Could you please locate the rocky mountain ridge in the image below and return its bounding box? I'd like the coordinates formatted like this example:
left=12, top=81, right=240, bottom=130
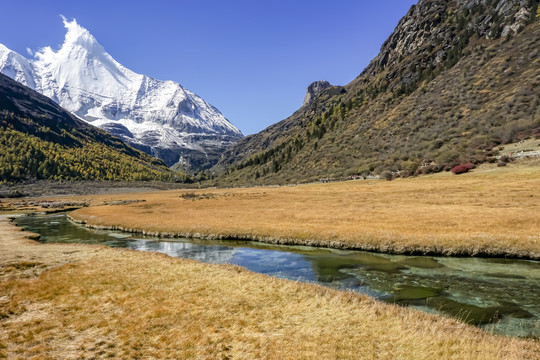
left=302, top=81, right=332, bottom=107
left=358, top=0, right=535, bottom=87
left=212, top=0, right=539, bottom=185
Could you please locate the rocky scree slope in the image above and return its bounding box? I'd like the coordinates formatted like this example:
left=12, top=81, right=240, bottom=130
left=0, top=17, right=243, bottom=171
left=213, top=0, right=540, bottom=185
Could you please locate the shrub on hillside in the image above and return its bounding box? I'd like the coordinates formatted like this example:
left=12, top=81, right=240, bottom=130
left=381, top=171, right=393, bottom=181
left=499, top=155, right=513, bottom=163
left=414, top=164, right=442, bottom=176
left=451, top=163, right=476, bottom=174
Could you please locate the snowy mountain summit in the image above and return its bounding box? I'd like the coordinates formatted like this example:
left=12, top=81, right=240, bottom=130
left=0, top=17, right=243, bottom=170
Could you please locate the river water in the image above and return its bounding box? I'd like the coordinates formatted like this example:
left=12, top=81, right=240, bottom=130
left=15, top=213, right=540, bottom=338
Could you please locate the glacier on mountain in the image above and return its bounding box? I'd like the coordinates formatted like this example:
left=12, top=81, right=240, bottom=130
left=0, top=16, right=243, bottom=170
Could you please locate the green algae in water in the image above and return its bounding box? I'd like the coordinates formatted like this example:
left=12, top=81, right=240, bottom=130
left=347, top=252, right=406, bottom=273
left=309, top=253, right=406, bottom=282
left=497, top=301, right=534, bottom=319
left=390, top=286, right=441, bottom=301
left=309, top=256, right=361, bottom=282
left=488, top=273, right=526, bottom=279
left=397, top=257, right=444, bottom=269
left=484, top=258, right=540, bottom=269
left=424, top=298, right=533, bottom=325
left=426, top=297, right=503, bottom=325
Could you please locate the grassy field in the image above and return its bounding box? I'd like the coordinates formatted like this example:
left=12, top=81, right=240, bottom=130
left=66, top=162, right=540, bottom=259
left=1, top=216, right=539, bottom=359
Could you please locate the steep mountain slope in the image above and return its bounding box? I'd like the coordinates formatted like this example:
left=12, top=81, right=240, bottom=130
left=0, top=73, right=179, bottom=183
left=213, top=0, right=540, bottom=185
left=0, top=17, right=243, bottom=171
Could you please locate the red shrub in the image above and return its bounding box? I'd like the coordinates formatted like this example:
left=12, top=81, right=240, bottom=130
left=451, top=163, right=476, bottom=174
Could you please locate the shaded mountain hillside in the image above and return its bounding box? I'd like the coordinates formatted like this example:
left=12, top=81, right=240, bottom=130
left=0, top=73, right=180, bottom=183
left=213, top=0, right=540, bottom=185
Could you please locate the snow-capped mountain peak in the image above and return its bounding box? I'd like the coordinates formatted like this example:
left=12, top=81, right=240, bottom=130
left=60, top=15, right=100, bottom=51
left=0, top=17, right=243, bottom=170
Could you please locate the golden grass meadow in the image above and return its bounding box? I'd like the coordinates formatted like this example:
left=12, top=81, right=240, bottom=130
left=1, top=216, right=539, bottom=359
left=1, top=162, right=539, bottom=358
left=69, top=162, right=540, bottom=259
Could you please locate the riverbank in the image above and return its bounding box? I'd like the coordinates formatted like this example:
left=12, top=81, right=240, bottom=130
left=1, top=216, right=539, bottom=359
left=67, top=163, right=540, bottom=259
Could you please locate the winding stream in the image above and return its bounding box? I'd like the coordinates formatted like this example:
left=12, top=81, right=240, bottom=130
left=15, top=213, right=540, bottom=338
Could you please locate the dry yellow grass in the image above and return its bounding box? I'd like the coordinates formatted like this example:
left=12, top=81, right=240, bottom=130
left=1, top=216, right=539, bottom=359
left=69, top=164, right=540, bottom=258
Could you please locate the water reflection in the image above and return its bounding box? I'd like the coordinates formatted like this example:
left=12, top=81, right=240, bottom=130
left=15, top=213, right=540, bottom=338
left=125, top=239, right=237, bottom=264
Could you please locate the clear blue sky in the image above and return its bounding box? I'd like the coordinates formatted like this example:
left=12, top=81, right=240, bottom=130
left=0, top=0, right=417, bottom=135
